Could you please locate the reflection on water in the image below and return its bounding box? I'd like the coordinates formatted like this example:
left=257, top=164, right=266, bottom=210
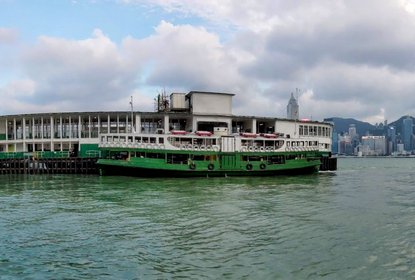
left=1, top=159, right=415, bottom=279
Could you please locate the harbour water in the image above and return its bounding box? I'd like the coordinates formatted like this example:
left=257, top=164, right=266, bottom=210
left=1, top=158, right=415, bottom=279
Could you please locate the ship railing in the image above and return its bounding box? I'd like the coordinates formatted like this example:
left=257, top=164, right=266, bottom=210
left=239, top=146, right=283, bottom=152
left=285, top=146, right=319, bottom=152
left=178, top=144, right=220, bottom=152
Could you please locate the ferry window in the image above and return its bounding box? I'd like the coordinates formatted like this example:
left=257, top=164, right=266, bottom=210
left=192, top=155, right=204, bottom=161
left=135, top=152, right=145, bottom=157
left=143, top=137, right=149, bottom=143
left=269, top=155, right=285, bottom=164
left=304, top=126, right=308, bottom=136
left=158, top=137, right=164, bottom=144
left=318, top=127, right=322, bottom=136
left=147, top=153, right=163, bottom=159
left=254, top=140, right=264, bottom=146
left=206, top=155, right=217, bottom=161
left=299, top=125, right=303, bottom=136
left=287, top=142, right=290, bottom=147
left=150, top=137, right=156, bottom=143
left=167, top=153, right=188, bottom=164
left=314, top=126, right=317, bottom=136
left=246, top=156, right=263, bottom=161
left=265, top=141, right=274, bottom=147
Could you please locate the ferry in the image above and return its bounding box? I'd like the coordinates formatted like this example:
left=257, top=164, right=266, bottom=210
left=96, top=91, right=336, bottom=177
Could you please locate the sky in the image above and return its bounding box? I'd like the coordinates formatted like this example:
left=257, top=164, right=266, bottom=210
left=1, top=0, right=415, bottom=123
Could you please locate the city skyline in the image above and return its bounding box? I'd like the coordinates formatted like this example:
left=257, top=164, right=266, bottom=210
left=332, top=115, right=415, bottom=156
left=2, top=1, right=415, bottom=123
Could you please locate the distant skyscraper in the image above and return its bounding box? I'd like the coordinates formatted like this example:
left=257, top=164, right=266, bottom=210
left=387, top=126, right=396, bottom=153
left=402, top=116, right=413, bottom=151
left=349, top=124, right=357, bottom=139
left=287, top=93, right=299, bottom=120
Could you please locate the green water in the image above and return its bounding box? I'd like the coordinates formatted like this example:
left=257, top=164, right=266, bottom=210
left=1, top=158, right=415, bottom=279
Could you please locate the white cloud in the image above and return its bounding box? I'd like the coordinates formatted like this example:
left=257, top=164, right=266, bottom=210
left=0, top=28, right=18, bottom=44
left=3, top=1, right=415, bottom=124
left=123, top=20, right=248, bottom=92
left=19, top=29, right=140, bottom=109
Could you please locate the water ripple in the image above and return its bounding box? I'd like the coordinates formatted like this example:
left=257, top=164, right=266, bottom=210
left=1, top=159, right=415, bottom=279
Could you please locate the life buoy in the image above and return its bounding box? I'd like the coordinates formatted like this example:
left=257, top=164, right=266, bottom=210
left=260, top=163, right=266, bottom=170
left=206, top=145, right=212, bottom=151
left=208, top=163, right=214, bottom=171
left=189, top=163, right=196, bottom=170
left=200, top=145, right=206, bottom=151
left=246, top=163, right=253, bottom=171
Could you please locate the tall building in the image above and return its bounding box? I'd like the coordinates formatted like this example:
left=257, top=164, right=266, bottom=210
left=402, top=116, right=413, bottom=151
left=287, top=93, right=299, bottom=120
left=338, top=134, right=353, bottom=155
left=387, top=126, right=396, bottom=154
left=361, top=136, right=387, bottom=156
left=348, top=124, right=357, bottom=139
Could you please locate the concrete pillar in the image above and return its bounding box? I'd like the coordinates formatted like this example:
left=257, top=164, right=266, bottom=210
left=69, top=116, right=72, bottom=139
left=192, top=117, right=197, bottom=133
left=22, top=117, right=26, bottom=152
left=41, top=117, right=44, bottom=139
left=136, top=115, right=141, bottom=133
left=107, top=115, right=110, bottom=134
left=117, top=115, right=119, bottom=133
left=88, top=115, right=91, bottom=138
left=22, top=117, right=26, bottom=140
left=50, top=116, right=54, bottom=151
left=252, top=119, right=257, bottom=134
left=32, top=117, right=35, bottom=140
left=13, top=118, right=16, bottom=140
left=78, top=115, right=82, bottom=139
left=5, top=118, right=8, bottom=141
left=98, top=115, right=101, bottom=135
left=60, top=116, right=63, bottom=139
left=164, top=115, right=169, bottom=133
left=50, top=116, right=54, bottom=139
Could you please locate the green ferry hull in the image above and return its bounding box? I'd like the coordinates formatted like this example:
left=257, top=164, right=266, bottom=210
left=97, top=159, right=320, bottom=178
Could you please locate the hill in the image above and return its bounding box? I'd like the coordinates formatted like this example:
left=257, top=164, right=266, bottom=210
left=324, top=117, right=376, bottom=136
left=388, top=116, right=415, bottom=135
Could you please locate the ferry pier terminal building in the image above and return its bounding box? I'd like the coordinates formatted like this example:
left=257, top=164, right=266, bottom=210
left=0, top=91, right=333, bottom=156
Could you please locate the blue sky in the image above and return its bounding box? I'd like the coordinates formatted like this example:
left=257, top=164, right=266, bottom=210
left=1, top=0, right=415, bottom=123
left=1, top=1, right=196, bottom=42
